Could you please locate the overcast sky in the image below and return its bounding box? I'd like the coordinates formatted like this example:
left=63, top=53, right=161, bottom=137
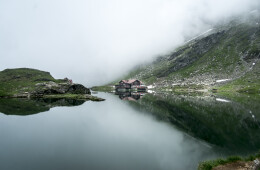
left=0, top=0, right=259, bottom=86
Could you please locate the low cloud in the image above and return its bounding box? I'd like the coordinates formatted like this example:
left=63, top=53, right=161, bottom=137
left=0, top=0, right=259, bottom=86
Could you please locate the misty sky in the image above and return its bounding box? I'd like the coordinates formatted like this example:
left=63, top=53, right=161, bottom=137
left=0, top=0, right=259, bottom=86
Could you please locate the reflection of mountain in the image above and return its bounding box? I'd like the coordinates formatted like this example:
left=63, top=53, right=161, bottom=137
left=127, top=93, right=260, bottom=153
left=115, top=91, right=146, bottom=101
left=0, top=98, right=85, bottom=116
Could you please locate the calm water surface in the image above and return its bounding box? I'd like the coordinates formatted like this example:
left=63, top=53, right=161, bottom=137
left=0, top=92, right=259, bottom=170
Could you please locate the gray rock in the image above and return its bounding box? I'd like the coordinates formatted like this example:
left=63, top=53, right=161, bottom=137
left=67, top=84, right=91, bottom=94
left=32, top=82, right=91, bottom=97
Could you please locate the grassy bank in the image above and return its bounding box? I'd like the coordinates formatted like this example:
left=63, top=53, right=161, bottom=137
left=214, top=61, right=260, bottom=94
left=198, top=152, right=260, bottom=170
left=0, top=68, right=65, bottom=97
left=0, top=68, right=105, bottom=101
left=91, top=85, right=114, bottom=92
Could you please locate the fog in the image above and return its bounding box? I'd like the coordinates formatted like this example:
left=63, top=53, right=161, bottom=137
left=0, top=0, right=259, bottom=86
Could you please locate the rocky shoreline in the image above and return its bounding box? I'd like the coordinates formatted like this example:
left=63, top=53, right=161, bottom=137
left=1, top=81, right=105, bottom=101
left=0, top=68, right=105, bottom=101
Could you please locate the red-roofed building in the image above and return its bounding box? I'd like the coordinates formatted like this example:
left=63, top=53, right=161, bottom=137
left=116, top=79, right=147, bottom=91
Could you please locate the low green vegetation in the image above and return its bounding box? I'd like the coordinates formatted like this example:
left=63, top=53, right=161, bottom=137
left=198, top=156, right=242, bottom=170
left=217, top=79, right=260, bottom=94
left=91, top=85, right=114, bottom=92
left=0, top=68, right=105, bottom=101
left=0, top=68, right=65, bottom=97
left=171, top=84, right=206, bottom=92
left=216, top=62, right=260, bottom=94
left=198, top=152, right=260, bottom=170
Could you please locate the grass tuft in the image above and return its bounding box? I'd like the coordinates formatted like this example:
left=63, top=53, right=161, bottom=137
left=198, top=151, right=260, bottom=170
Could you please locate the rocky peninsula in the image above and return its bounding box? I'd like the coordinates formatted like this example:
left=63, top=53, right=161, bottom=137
left=0, top=68, right=104, bottom=101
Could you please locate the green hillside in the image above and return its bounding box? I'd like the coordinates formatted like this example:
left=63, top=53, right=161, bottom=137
left=122, top=18, right=260, bottom=94
left=0, top=68, right=58, bottom=97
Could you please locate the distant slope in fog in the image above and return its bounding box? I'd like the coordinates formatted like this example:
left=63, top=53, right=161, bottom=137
left=121, top=16, right=260, bottom=93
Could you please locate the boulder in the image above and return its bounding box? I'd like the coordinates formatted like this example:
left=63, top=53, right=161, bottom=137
left=67, top=84, right=91, bottom=94
left=32, top=82, right=91, bottom=97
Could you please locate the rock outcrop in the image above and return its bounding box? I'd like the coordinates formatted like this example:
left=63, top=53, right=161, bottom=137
left=0, top=68, right=105, bottom=101
left=32, top=81, right=91, bottom=97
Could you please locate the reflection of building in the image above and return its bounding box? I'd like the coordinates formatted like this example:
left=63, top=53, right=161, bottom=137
left=115, top=91, right=146, bottom=101
left=115, top=79, right=147, bottom=92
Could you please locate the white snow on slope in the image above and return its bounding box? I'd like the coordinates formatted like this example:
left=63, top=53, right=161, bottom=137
left=185, top=29, right=214, bottom=43
left=216, top=98, right=231, bottom=103
left=216, top=79, right=230, bottom=83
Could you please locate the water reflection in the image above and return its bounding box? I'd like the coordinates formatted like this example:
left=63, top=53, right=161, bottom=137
left=115, top=91, right=146, bottom=101
left=124, top=93, right=260, bottom=154
left=0, top=93, right=219, bottom=170
left=0, top=98, right=85, bottom=115
left=0, top=92, right=259, bottom=170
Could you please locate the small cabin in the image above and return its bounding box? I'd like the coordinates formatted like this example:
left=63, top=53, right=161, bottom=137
left=118, top=80, right=131, bottom=89
left=128, top=80, right=141, bottom=86
left=119, top=79, right=142, bottom=85
left=115, top=79, right=146, bottom=91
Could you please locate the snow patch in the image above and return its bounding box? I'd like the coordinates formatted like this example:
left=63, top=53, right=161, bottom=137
left=185, top=29, right=213, bottom=43
left=148, top=90, right=155, bottom=93
left=216, top=98, right=230, bottom=103
left=147, top=85, right=155, bottom=89
left=216, top=79, right=230, bottom=83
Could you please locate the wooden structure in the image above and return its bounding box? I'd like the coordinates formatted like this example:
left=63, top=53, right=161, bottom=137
left=115, top=79, right=147, bottom=92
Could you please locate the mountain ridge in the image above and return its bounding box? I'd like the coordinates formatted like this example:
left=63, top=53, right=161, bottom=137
left=117, top=17, right=260, bottom=94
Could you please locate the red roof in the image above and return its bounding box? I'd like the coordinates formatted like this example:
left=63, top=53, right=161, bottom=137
left=127, top=79, right=139, bottom=84
left=120, top=79, right=142, bottom=84
left=120, top=80, right=128, bottom=83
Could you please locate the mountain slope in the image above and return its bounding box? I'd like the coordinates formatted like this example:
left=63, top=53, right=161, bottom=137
left=122, top=18, right=260, bottom=93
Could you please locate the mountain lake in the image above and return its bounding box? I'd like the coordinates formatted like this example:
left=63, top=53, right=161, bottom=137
left=0, top=92, right=259, bottom=170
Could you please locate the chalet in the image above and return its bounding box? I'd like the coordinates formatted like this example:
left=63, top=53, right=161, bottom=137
left=115, top=79, right=147, bottom=92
